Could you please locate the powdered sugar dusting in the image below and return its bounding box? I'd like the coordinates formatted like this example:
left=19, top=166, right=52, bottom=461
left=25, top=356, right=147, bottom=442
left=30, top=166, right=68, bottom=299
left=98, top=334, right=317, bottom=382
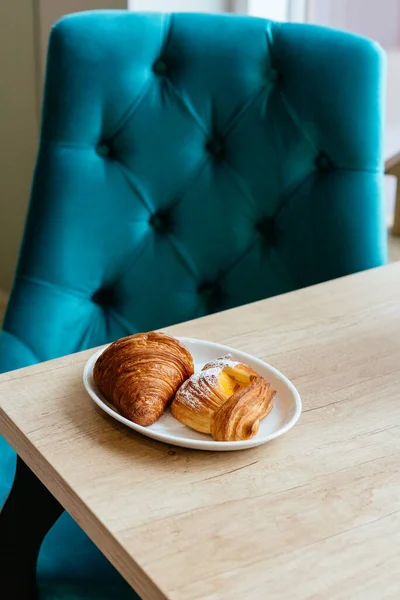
left=202, top=354, right=240, bottom=371
left=175, top=366, right=222, bottom=410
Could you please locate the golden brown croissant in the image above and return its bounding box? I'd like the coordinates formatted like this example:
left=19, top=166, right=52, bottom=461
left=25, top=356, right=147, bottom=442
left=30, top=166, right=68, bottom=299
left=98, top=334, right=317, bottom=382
left=171, top=355, right=275, bottom=441
left=93, top=332, right=194, bottom=426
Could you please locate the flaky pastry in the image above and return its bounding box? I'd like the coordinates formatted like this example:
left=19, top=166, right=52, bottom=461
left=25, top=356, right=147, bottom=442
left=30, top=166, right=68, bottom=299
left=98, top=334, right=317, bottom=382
left=93, top=331, right=194, bottom=426
left=171, top=355, right=275, bottom=441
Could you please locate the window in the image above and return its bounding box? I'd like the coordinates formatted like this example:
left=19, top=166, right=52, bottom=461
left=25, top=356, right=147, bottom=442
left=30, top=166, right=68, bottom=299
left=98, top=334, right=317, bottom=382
left=243, top=0, right=308, bottom=22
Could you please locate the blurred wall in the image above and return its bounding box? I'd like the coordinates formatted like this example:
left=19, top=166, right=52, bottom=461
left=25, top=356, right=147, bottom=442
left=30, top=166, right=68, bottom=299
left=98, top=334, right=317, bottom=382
left=37, top=0, right=127, bottom=85
left=309, top=0, right=400, bottom=50
left=130, top=0, right=229, bottom=11
left=0, top=2, right=38, bottom=293
left=0, top=1, right=127, bottom=295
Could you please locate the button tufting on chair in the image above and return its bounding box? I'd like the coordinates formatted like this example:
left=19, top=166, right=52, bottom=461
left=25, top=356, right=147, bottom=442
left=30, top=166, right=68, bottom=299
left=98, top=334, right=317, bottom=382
left=269, top=69, right=281, bottom=84
left=198, top=281, right=225, bottom=310
left=149, top=209, right=173, bottom=234
left=315, top=152, right=332, bottom=173
left=92, top=287, right=117, bottom=307
left=96, top=142, right=111, bottom=158
left=206, top=138, right=224, bottom=162
left=256, top=217, right=276, bottom=245
left=153, top=58, right=167, bottom=76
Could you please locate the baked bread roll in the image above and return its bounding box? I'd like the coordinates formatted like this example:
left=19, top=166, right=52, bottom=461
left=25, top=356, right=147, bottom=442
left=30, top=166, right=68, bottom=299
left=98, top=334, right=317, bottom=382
left=93, top=332, right=194, bottom=426
left=171, top=355, right=275, bottom=441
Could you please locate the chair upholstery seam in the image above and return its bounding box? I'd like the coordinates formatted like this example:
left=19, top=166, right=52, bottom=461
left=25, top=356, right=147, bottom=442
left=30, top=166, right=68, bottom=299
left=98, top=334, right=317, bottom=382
left=221, top=160, right=260, bottom=213
left=165, top=156, right=209, bottom=211
left=109, top=79, right=155, bottom=143
left=100, top=236, right=149, bottom=292
left=1, top=328, right=42, bottom=364
left=164, top=78, right=209, bottom=137
left=221, top=86, right=270, bottom=139
left=166, top=234, right=201, bottom=281
left=273, top=168, right=316, bottom=218
left=280, top=91, right=319, bottom=155
left=17, top=275, right=91, bottom=301
left=106, top=308, right=136, bottom=337
left=37, top=140, right=380, bottom=174
left=335, top=166, right=382, bottom=174
left=40, top=140, right=94, bottom=150
left=113, top=161, right=153, bottom=212
left=219, top=237, right=260, bottom=283
left=162, top=12, right=174, bottom=55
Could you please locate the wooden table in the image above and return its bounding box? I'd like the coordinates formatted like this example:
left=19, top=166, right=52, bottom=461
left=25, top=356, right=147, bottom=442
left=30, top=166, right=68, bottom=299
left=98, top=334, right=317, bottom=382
left=1, top=263, right=400, bottom=599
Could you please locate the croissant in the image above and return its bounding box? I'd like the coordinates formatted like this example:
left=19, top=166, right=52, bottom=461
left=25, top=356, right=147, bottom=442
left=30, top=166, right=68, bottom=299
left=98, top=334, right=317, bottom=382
left=93, top=331, right=194, bottom=426
left=171, top=355, right=275, bottom=441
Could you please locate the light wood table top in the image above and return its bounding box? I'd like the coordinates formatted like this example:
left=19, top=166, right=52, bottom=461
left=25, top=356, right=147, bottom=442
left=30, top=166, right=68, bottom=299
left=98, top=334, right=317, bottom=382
left=1, top=263, right=400, bottom=599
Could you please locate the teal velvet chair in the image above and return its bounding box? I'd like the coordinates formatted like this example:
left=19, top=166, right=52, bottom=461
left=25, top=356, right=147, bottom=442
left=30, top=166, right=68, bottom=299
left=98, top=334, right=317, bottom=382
left=0, top=10, right=387, bottom=600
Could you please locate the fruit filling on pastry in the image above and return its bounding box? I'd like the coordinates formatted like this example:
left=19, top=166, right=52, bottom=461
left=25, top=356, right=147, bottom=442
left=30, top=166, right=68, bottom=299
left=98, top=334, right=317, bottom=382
left=171, top=355, right=275, bottom=441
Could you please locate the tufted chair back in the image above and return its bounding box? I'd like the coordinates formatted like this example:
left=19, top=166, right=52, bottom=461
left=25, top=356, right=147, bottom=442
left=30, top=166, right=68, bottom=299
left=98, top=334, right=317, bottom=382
left=1, top=11, right=387, bottom=372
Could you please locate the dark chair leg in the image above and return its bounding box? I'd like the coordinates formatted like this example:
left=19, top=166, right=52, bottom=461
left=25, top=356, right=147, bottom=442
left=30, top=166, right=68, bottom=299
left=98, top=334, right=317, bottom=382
left=0, top=456, right=64, bottom=599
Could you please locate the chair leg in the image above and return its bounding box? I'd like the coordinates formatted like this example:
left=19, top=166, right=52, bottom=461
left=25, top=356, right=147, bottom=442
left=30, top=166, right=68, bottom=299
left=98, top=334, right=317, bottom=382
left=394, top=180, right=400, bottom=236
left=0, top=456, right=64, bottom=599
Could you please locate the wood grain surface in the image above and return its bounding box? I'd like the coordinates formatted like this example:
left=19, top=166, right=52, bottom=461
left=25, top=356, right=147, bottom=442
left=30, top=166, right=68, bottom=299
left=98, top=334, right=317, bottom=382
left=1, top=263, right=400, bottom=600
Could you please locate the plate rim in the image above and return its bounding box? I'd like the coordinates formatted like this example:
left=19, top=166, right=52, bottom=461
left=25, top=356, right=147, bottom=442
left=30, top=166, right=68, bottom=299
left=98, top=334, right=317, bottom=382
left=83, top=337, right=302, bottom=451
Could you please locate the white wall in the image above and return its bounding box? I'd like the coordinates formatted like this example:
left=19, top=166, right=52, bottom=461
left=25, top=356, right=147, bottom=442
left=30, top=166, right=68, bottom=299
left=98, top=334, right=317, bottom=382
left=246, top=0, right=288, bottom=20
left=308, top=0, right=400, bottom=50
left=384, top=51, right=400, bottom=224
left=129, top=0, right=230, bottom=12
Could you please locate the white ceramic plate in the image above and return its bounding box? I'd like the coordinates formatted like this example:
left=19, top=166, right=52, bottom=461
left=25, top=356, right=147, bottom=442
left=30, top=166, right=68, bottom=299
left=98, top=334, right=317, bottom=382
left=83, top=338, right=301, bottom=451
